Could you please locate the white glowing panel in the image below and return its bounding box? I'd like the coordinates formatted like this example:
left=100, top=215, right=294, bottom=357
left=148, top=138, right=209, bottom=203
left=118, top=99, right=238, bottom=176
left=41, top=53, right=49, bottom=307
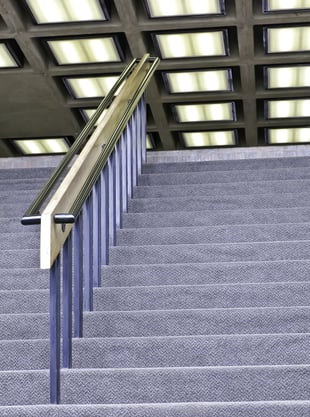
left=82, top=108, right=108, bottom=125
left=183, top=131, right=235, bottom=147
left=175, top=103, right=234, bottom=122
left=66, top=76, right=119, bottom=98
left=166, top=70, right=231, bottom=93
left=146, top=134, right=153, bottom=149
left=156, top=31, right=226, bottom=58
left=268, top=127, right=310, bottom=143
left=268, top=99, right=310, bottom=118
left=146, top=0, right=222, bottom=17
left=267, top=26, right=310, bottom=53
left=26, top=0, right=107, bottom=23
left=0, top=44, right=18, bottom=67
left=47, top=37, right=121, bottom=65
left=267, top=66, right=310, bottom=88
left=266, top=0, right=310, bottom=11
left=15, top=138, right=69, bottom=154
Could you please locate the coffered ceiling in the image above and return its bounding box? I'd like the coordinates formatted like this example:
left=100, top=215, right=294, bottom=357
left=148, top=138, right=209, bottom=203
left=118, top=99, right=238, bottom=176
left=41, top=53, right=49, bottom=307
left=0, top=0, right=310, bottom=157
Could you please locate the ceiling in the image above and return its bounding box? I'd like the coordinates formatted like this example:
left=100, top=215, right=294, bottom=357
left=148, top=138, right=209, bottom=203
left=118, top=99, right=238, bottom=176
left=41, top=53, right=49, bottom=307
left=0, top=0, right=310, bottom=157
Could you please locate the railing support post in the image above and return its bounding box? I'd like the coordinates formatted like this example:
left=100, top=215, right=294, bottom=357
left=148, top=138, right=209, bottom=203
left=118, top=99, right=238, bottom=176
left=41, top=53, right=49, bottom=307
left=62, top=232, right=73, bottom=369
left=74, top=214, right=83, bottom=337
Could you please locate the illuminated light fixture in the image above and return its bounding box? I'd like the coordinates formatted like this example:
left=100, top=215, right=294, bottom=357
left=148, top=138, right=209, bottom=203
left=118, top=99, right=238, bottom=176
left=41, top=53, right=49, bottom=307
left=0, top=43, right=19, bottom=67
left=145, top=0, right=223, bottom=17
left=182, top=131, right=236, bottom=147
left=47, top=37, right=121, bottom=65
left=267, top=99, right=310, bottom=119
left=266, top=26, right=310, bottom=53
left=267, top=65, right=310, bottom=88
left=65, top=76, right=119, bottom=98
left=25, top=0, right=107, bottom=23
left=265, top=0, right=310, bottom=11
left=81, top=108, right=108, bottom=125
left=175, top=102, right=235, bottom=122
left=165, top=69, right=232, bottom=93
left=14, top=138, right=69, bottom=154
left=155, top=31, right=227, bottom=58
left=268, top=127, right=310, bottom=144
left=146, top=134, right=153, bottom=150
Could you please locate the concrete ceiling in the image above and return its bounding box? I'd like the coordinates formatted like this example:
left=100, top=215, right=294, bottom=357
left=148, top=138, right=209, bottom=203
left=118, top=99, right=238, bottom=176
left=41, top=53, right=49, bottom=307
left=0, top=0, right=310, bottom=157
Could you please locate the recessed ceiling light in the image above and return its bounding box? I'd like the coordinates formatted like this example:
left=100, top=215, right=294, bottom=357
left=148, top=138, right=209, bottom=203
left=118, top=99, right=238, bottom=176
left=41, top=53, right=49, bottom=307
left=25, top=0, right=107, bottom=24
left=0, top=43, right=19, bottom=67
left=265, top=0, right=310, bottom=11
left=145, top=0, right=223, bottom=17
left=268, top=127, right=310, bottom=144
left=146, top=133, right=153, bottom=150
left=266, top=65, right=310, bottom=88
left=182, top=131, right=236, bottom=147
left=165, top=69, right=232, bottom=93
left=155, top=31, right=227, bottom=58
left=267, top=99, right=310, bottom=118
left=65, top=76, right=119, bottom=98
left=81, top=108, right=108, bottom=125
left=175, top=102, right=235, bottom=122
left=266, top=26, right=310, bottom=53
left=14, top=138, right=69, bottom=154
left=47, top=37, right=121, bottom=65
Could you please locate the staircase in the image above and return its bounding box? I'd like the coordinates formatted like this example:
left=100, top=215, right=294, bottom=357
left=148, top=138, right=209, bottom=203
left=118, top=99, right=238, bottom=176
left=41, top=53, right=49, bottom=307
left=1, top=155, right=310, bottom=416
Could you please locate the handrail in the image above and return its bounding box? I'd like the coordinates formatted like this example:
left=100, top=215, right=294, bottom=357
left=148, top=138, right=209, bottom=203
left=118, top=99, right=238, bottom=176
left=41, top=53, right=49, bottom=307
left=22, top=54, right=160, bottom=404
left=21, top=57, right=138, bottom=225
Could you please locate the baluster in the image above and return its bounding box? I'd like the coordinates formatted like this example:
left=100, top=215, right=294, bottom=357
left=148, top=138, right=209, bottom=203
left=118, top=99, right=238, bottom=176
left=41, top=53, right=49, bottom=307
left=74, top=213, right=83, bottom=337
left=84, top=195, right=93, bottom=311
left=136, top=101, right=142, bottom=176
left=126, top=122, right=133, bottom=199
left=50, top=255, right=61, bottom=404
left=100, top=167, right=109, bottom=265
left=131, top=112, right=138, bottom=188
left=93, top=180, right=101, bottom=287
left=115, top=141, right=122, bottom=229
left=121, top=132, right=128, bottom=213
left=108, top=154, right=116, bottom=246
left=62, top=232, right=73, bottom=369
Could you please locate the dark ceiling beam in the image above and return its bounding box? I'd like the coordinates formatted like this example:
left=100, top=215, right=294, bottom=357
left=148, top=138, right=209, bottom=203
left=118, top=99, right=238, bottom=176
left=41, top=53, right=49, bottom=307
left=113, top=0, right=175, bottom=150
left=235, top=0, right=258, bottom=146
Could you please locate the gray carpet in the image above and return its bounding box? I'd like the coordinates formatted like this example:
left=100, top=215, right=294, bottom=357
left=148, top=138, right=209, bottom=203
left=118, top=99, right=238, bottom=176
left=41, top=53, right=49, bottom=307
left=1, top=155, right=310, bottom=415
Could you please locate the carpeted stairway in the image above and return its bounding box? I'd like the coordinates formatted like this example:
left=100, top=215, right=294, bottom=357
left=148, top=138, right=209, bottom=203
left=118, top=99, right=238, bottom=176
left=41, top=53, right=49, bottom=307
left=1, top=156, right=310, bottom=416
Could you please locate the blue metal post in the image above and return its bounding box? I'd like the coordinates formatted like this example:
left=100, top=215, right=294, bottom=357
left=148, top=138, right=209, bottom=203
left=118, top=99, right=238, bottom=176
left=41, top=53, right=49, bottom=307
left=100, top=167, right=109, bottom=265
left=131, top=112, right=138, bottom=188
left=115, top=141, right=122, bottom=228
left=126, top=122, right=133, bottom=199
left=62, top=232, right=73, bottom=369
left=141, top=95, right=147, bottom=164
left=93, top=180, right=101, bottom=287
left=74, top=214, right=83, bottom=337
left=108, top=154, right=116, bottom=246
left=84, top=196, right=93, bottom=311
left=50, top=255, right=61, bottom=404
left=121, top=132, right=128, bottom=213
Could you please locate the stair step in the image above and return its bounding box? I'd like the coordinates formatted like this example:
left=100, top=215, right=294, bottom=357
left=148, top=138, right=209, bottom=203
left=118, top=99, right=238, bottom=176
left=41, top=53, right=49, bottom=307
left=117, top=223, right=310, bottom=246
left=143, top=156, right=310, bottom=173
left=0, top=178, right=46, bottom=191
left=0, top=218, right=39, bottom=233
left=0, top=268, right=48, bottom=290
left=2, top=306, right=310, bottom=340
left=0, top=168, right=53, bottom=180
left=0, top=249, right=39, bottom=268
left=102, top=260, right=310, bottom=287
left=138, top=166, right=310, bottom=186
left=128, top=192, right=310, bottom=213
left=1, top=232, right=39, bottom=250
left=122, top=206, right=310, bottom=228
left=1, top=401, right=310, bottom=417
left=110, top=240, right=310, bottom=265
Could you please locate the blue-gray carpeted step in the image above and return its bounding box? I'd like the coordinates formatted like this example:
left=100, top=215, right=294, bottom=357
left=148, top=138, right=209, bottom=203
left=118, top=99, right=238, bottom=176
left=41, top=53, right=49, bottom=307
left=117, top=223, right=310, bottom=246
left=142, top=156, right=310, bottom=173
left=128, top=192, right=310, bottom=213
left=0, top=218, right=40, bottom=233
left=1, top=232, right=39, bottom=250
left=2, top=333, right=310, bottom=371
left=0, top=401, right=310, bottom=417
left=138, top=166, right=310, bottom=186
left=0, top=268, right=48, bottom=290
left=2, top=306, right=310, bottom=340
left=0, top=178, right=46, bottom=191
left=102, top=260, right=310, bottom=287
left=0, top=249, right=40, bottom=268
left=122, top=206, right=310, bottom=228
left=2, top=365, right=310, bottom=406
left=0, top=168, right=54, bottom=180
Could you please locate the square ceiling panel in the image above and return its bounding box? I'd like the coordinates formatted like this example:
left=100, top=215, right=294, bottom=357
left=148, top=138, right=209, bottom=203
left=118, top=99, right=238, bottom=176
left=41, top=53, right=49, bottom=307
left=155, top=31, right=227, bottom=59
left=14, top=138, right=69, bottom=154
left=145, top=0, right=224, bottom=17
left=0, top=43, right=20, bottom=67
left=25, top=0, right=108, bottom=24
left=174, top=102, right=235, bottom=122
left=264, top=0, right=310, bottom=12
left=65, top=75, right=119, bottom=98
left=267, top=99, right=310, bottom=118
left=266, top=26, right=310, bottom=53
left=47, top=37, right=122, bottom=65
left=266, top=65, right=310, bottom=88
left=267, top=127, right=310, bottom=144
left=182, top=130, right=236, bottom=147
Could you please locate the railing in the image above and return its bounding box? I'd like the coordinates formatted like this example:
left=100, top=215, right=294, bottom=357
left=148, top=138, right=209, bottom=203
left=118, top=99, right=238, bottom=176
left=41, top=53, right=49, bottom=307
left=21, top=54, right=160, bottom=404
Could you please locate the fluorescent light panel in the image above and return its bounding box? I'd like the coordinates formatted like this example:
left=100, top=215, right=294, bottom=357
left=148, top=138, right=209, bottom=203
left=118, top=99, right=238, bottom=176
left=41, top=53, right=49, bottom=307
left=267, top=66, right=310, bottom=88
left=47, top=37, right=121, bottom=65
left=182, top=131, right=235, bottom=147
left=66, top=76, right=119, bottom=98
left=166, top=69, right=232, bottom=93
left=25, top=0, right=107, bottom=23
left=146, top=134, right=153, bottom=150
left=14, top=138, right=69, bottom=154
left=268, top=99, right=310, bottom=118
left=268, top=127, right=310, bottom=144
left=156, top=31, right=226, bottom=58
left=175, top=103, right=234, bottom=122
left=146, top=0, right=223, bottom=17
left=266, top=0, right=310, bottom=11
left=82, top=108, right=108, bottom=125
left=267, top=26, right=310, bottom=53
left=0, top=43, right=19, bottom=67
